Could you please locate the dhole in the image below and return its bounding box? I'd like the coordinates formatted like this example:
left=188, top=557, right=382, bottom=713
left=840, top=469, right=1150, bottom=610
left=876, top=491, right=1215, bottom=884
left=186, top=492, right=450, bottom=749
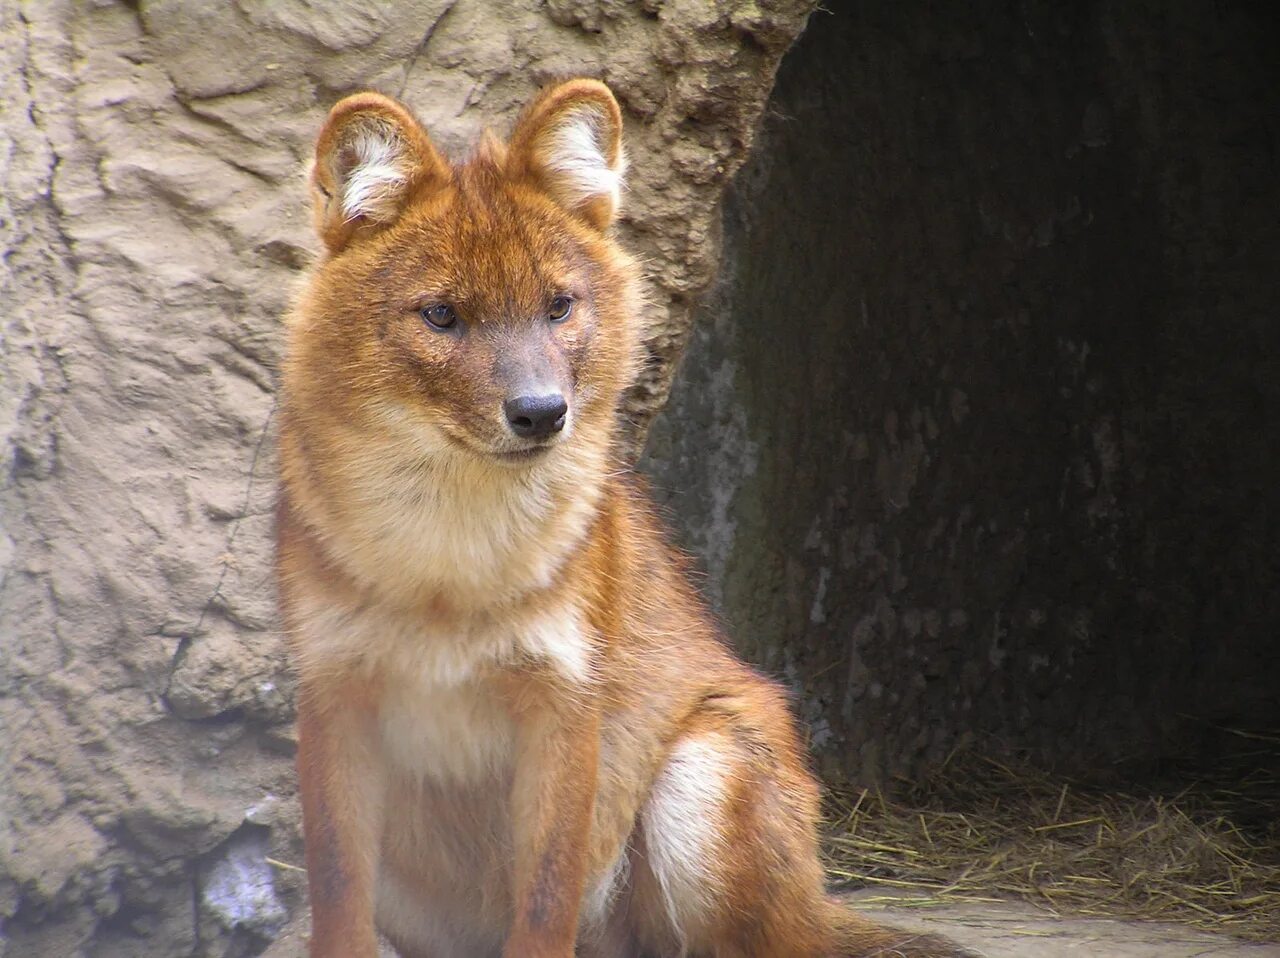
left=277, top=79, right=975, bottom=958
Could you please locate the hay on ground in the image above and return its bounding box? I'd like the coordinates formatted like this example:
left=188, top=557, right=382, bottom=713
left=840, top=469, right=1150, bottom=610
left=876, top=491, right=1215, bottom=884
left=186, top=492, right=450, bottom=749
left=824, top=732, right=1280, bottom=942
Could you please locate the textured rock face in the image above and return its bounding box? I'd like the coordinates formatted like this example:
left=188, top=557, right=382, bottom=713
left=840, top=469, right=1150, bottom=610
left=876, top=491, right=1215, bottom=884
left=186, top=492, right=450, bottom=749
left=643, top=1, right=1280, bottom=784
left=0, top=1, right=810, bottom=954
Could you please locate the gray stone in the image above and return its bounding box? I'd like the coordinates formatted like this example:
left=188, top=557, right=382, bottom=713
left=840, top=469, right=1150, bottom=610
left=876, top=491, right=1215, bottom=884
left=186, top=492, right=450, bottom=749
left=199, top=826, right=288, bottom=953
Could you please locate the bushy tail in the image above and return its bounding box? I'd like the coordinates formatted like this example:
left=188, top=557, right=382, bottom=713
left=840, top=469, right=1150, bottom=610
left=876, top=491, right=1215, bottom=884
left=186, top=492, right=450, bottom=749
left=825, top=897, right=982, bottom=958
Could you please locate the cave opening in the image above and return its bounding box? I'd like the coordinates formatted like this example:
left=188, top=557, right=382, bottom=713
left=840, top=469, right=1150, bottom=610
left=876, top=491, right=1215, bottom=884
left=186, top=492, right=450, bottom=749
left=643, top=2, right=1280, bottom=791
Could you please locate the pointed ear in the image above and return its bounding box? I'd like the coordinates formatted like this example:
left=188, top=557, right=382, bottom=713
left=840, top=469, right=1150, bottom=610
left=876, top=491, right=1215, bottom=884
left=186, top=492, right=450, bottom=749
left=310, top=92, right=450, bottom=253
left=507, top=79, right=625, bottom=231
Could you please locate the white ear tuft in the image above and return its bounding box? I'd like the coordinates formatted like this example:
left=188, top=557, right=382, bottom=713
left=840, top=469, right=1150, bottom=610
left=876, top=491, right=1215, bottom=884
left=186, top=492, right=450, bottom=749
left=312, top=92, right=449, bottom=252
left=541, top=106, right=626, bottom=214
left=508, top=80, right=626, bottom=230
left=340, top=125, right=410, bottom=224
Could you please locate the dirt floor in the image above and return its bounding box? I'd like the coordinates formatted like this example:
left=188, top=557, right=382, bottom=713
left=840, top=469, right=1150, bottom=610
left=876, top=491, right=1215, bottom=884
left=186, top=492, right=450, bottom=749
left=261, top=896, right=1280, bottom=957
left=847, top=891, right=1280, bottom=957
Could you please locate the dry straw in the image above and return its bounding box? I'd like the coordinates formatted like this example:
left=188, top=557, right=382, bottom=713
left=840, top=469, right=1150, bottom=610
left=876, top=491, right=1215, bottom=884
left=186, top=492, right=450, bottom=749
left=825, top=730, right=1280, bottom=942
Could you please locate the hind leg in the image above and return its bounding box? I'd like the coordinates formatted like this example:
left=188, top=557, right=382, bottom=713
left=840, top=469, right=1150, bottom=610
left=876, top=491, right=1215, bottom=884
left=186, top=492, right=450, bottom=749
left=619, top=707, right=976, bottom=958
left=625, top=710, right=835, bottom=958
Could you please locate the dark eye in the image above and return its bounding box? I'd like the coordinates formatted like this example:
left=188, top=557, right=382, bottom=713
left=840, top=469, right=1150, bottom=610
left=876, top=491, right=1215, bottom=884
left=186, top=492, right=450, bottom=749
left=548, top=296, right=574, bottom=323
left=421, top=303, right=458, bottom=331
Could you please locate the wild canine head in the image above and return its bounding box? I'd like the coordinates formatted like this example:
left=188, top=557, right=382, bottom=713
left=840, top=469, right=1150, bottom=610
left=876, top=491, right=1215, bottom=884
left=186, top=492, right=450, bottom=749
left=288, top=80, right=639, bottom=470
left=281, top=81, right=643, bottom=607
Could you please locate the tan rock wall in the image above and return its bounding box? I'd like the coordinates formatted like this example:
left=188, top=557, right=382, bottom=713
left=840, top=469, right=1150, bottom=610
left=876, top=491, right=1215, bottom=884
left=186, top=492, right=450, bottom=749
left=0, top=2, right=811, bottom=953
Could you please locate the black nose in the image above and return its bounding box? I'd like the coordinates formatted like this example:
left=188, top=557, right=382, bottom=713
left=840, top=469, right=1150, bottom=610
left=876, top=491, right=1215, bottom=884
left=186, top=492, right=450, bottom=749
left=504, top=393, right=568, bottom=439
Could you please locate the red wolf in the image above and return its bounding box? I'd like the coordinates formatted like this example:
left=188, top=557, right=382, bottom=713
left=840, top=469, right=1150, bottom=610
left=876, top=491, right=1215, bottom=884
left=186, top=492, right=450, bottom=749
left=277, top=79, right=976, bottom=958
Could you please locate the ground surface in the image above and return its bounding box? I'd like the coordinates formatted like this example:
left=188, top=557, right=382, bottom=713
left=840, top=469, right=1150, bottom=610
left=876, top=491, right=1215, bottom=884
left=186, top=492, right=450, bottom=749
left=261, top=895, right=1280, bottom=957
left=847, top=891, right=1280, bottom=958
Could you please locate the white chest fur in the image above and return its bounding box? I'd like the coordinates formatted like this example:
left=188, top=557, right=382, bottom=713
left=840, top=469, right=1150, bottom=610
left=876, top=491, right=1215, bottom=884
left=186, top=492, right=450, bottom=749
left=379, top=672, right=515, bottom=786
left=294, top=597, right=593, bottom=786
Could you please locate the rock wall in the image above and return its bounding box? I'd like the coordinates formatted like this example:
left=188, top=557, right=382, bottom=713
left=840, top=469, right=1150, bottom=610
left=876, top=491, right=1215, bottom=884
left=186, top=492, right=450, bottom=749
left=643, top=0, right=1280, bottom=784
left=0, top=1, right=811, bottom=954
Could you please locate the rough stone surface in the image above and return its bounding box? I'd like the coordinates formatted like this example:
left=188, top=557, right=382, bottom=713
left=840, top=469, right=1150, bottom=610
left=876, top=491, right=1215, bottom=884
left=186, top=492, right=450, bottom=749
left=643, top=0, right=1280, bottom=783
left=0, top=1, right=810, bottom=954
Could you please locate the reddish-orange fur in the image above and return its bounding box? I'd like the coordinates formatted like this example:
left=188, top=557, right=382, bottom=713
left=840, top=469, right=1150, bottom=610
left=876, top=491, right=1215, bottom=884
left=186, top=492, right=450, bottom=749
left=277, top=79, right=975, bottom=958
